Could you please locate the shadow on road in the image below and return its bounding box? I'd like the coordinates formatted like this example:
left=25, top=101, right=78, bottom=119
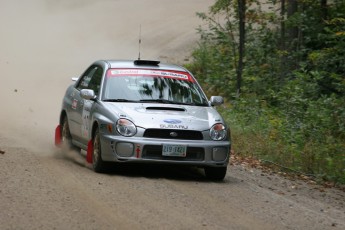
left=55, top=148, right=236, bottom=182
left=105, top=163, right=208, bottom=181
left=54, top=148, right=239, bottom=183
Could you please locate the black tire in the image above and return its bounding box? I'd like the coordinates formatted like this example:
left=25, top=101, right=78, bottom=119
left=92, top=128, right=107, bottom=173
left=61, top=116, right=80, bottom=152
left=204, top=166, right=227, bottom=181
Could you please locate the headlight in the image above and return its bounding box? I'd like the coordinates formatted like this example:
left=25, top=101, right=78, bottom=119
left=210, top=123, right=227, bottom=141
left=116, top=119, right=137, bottom=137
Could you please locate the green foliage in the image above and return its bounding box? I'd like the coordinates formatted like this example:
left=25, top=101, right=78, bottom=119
left=189, top=0, right=345, bottom=184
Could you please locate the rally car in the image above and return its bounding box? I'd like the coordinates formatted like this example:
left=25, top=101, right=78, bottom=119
left=55, top=60, right=231, bottom=180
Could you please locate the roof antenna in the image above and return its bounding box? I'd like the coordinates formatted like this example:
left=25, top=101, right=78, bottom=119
left=138, top=25, right=141, bottom=60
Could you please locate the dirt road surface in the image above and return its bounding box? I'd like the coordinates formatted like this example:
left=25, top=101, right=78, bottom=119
left=1, top=0, right=344, bottom=229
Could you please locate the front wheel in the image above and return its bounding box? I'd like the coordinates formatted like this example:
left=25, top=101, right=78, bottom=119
left=92, top=128, right=107, bottom=173
left=204, top=166, right=227, bottom=181
left=61, top=116, right=80, bottom=152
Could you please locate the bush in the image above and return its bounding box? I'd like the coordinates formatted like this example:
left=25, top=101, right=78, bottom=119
left=188, top=0, right=345, bottom=184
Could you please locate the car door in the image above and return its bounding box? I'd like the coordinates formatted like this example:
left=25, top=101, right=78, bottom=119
left=69, top=65, right=103, bottom=144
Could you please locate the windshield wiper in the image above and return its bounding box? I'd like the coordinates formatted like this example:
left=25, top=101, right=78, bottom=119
left=139, top=99, right=180, bottom=104
left=139, top=99, right=204, bottom=106
left=103, top=99, right=139, bottom=103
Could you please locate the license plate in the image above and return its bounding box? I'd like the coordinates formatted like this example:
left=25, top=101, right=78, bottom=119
left=162, top=144, right=187, bottom=157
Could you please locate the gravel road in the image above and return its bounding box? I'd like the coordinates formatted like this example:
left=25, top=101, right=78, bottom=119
left=0, top=0, right=344, bottom=229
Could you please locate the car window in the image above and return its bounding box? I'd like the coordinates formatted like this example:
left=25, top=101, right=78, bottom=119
left=77, top=66, right=103, bottom=96
left=103, top=69, right=209, bottom=106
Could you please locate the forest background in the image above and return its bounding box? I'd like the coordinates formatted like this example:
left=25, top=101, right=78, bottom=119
left=187, top=0, right=345, bottom=184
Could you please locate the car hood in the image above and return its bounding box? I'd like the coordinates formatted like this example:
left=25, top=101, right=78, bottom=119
left=104, top=102, right=224, bottom=131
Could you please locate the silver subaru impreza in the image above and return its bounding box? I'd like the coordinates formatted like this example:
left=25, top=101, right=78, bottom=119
left=55, top=60, right=231, bottom=180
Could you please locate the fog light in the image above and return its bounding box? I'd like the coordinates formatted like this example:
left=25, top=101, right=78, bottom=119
left=212, top=147, right=227, bottom=161
left=115, top=142, right=134, bottom=157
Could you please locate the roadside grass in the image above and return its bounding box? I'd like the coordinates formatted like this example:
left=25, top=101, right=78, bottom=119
left=218, top=105, right=345, bottom=185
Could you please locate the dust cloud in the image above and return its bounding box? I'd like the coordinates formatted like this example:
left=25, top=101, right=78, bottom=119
left=0, top=0, right=213, bottom=153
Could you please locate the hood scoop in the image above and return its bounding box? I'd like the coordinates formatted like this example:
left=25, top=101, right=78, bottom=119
left=145, top=106, right=185, bottom=112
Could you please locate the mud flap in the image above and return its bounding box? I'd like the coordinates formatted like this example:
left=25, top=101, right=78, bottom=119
left=55, top=125, right=61, bottom=147
left=86, top=140, right=93, bottom=164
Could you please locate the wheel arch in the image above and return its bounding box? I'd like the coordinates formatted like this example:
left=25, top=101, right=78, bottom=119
left=59, top=110, right=68, bottom=126
left=91, top=121, right=99, bottom=140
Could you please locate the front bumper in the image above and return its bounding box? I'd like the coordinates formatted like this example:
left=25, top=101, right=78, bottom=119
left=100, top=135, right=230, bottom=167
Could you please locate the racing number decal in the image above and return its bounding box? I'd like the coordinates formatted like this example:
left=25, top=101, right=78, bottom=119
left=72, top=99, right=78, bottom=109
left=81, top=100, right=92, bottom=138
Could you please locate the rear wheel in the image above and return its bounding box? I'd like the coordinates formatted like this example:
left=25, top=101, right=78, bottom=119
left=204, top=166, right=227, bottom=181
left=92, top=128, right=107, bottom=173
left=61, top=116, right=80, bottom=152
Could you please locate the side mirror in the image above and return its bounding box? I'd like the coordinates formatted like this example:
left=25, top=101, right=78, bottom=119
left=80, top=89, right=96, bottom=100
left=210, top=96, right=224, bottom=106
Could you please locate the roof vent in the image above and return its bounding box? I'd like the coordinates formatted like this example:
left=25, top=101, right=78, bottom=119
left=134, top=60, right=160, bottom=66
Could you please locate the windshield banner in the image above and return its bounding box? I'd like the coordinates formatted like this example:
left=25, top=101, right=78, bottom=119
left=107, top=68, right=194, bottom=82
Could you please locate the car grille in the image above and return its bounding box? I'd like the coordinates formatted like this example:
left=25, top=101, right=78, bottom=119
left=143, top=129, right=203, bottom=140
left=142, top=145, right=205, bottom=161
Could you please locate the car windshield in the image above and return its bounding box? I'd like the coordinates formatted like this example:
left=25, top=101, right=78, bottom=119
left=102, top=69, right=209, bottom=106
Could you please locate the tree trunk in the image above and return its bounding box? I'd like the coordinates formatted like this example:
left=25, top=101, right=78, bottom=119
left=237, top=0, right=245, bottom=96
left=280, top=0, right=287, bottom=82
left=287, top=0, right=298, bottom=70
left=320, top=0, right=328, bottom=22
left=287, top=0, right=298, bottom=45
